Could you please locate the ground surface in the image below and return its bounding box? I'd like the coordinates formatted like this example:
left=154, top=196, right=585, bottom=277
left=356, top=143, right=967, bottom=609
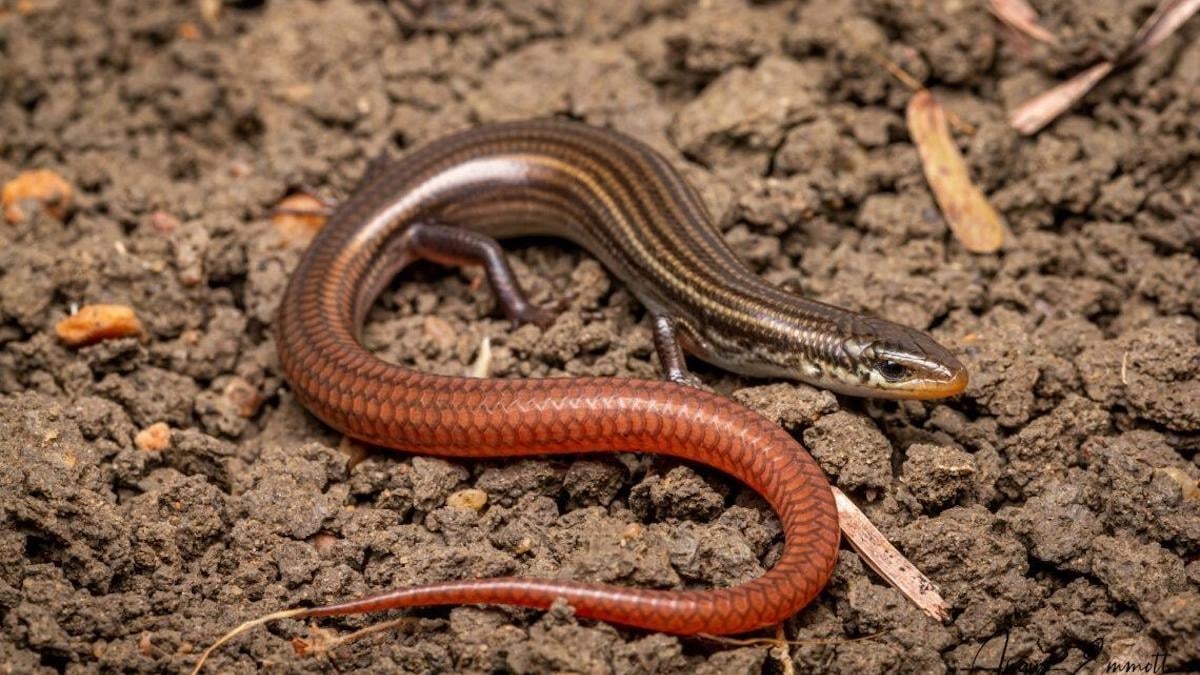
left=1, top=0, right=1199, bottom=673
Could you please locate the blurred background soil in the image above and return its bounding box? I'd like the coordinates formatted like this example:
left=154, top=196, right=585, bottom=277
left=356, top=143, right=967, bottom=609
left=1, top=0, right=1198, bottom=672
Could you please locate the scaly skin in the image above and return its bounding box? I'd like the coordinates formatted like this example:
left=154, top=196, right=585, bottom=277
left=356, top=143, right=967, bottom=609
left=272, top=119, right=964, bottom=634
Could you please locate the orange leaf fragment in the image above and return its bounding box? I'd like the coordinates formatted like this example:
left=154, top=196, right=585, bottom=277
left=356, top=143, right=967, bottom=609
left=271, top=193, right=329, bottom=247
left=55, top=304, right=145, bottom=347
left=906, top=91, right=1006, bottom=254
left=3, top=169, right=73, bottom=224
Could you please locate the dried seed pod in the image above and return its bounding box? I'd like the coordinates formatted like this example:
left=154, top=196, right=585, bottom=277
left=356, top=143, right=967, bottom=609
left=906, top=91, right=1006, bottom=254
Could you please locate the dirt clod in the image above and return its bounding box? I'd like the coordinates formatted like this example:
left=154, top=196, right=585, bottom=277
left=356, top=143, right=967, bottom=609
left=2, top=1, right=1198, bottom=673
left=901, top=443, right=977, bottom=509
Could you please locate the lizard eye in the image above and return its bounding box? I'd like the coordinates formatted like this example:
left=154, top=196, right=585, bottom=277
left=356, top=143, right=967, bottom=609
left=875, top=360, right=909, bottom=382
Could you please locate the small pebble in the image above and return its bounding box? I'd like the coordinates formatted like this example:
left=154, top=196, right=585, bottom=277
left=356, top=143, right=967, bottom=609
left=1161, top=467, right=1199, bottom=502
left=422, top=315, right=456, bottom=352
left=310, top=531, right=338, bottom=553
left=228, top=160, right=252, bottom=178
left=176, top=22, right=202, bottom=41
left=271, top=193, right=328, bottom=247
left=282, top=83, right=314, bottom=103
left=55, top=304, right=145, bottom=347
left=3, top=169, right=73, bottom=224
left=223, top=377, right=262, bottom=418
left=338, top=436, right=372, bottom=471
left=135, top=423, right=171, bottom=452
left=146, top=210, right=181, bottom=234
left=446, top=488, right=488, bottom=511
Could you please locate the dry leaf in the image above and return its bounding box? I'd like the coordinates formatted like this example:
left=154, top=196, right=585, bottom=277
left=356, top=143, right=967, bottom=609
left=906, top=91, right=1006, bottom=254
left=3, top=169, right=73, bottom=224
left=1009, top=0, right=1200, bottom=135
left=55, top=304, right=146, bottom=347
left=988, top=0, right=1057, bottom=44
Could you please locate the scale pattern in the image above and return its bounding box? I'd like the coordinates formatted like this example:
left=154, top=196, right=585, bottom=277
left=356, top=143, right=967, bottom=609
left=275, top=119, right=841, bottom=634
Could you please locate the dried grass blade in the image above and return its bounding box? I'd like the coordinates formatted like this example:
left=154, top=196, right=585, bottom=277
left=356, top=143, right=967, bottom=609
left=1009, top=0, right=1199, bottom=134
left=1126, top=0, right=1200, bottom=61
left=988, top=0, right=1057, bottom=44
left=833, top=487, right=950, bottom=621
left=1009, top=61, right=1114, bottom=135
left=906, top=91, right=1006, bottom=253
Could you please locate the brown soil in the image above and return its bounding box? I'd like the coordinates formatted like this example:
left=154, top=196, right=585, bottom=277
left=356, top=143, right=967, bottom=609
left=2, top=0, right=1198, bottom=673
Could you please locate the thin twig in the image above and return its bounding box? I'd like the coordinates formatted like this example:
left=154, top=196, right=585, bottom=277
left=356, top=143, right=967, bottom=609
left=868, top=50, right=925, bottom=92
left=866, top=50, right=977, bottom=135
left=833, top=487, right=951, bottom=622
left=1126, top=0, right=1200, bottom=61
left=1010, top=0, right=1200, bottom=134
left=301, top=617, right=422, bottom=658
left=988, top=0, right=1057, bottom=44
left=189, top=608, right=307, bottom=675
left=771, top=624, right=796, bottom=675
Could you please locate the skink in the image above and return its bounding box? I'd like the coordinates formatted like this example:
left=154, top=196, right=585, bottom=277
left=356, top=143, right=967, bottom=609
left=272, top=119, right=966, bottom=635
